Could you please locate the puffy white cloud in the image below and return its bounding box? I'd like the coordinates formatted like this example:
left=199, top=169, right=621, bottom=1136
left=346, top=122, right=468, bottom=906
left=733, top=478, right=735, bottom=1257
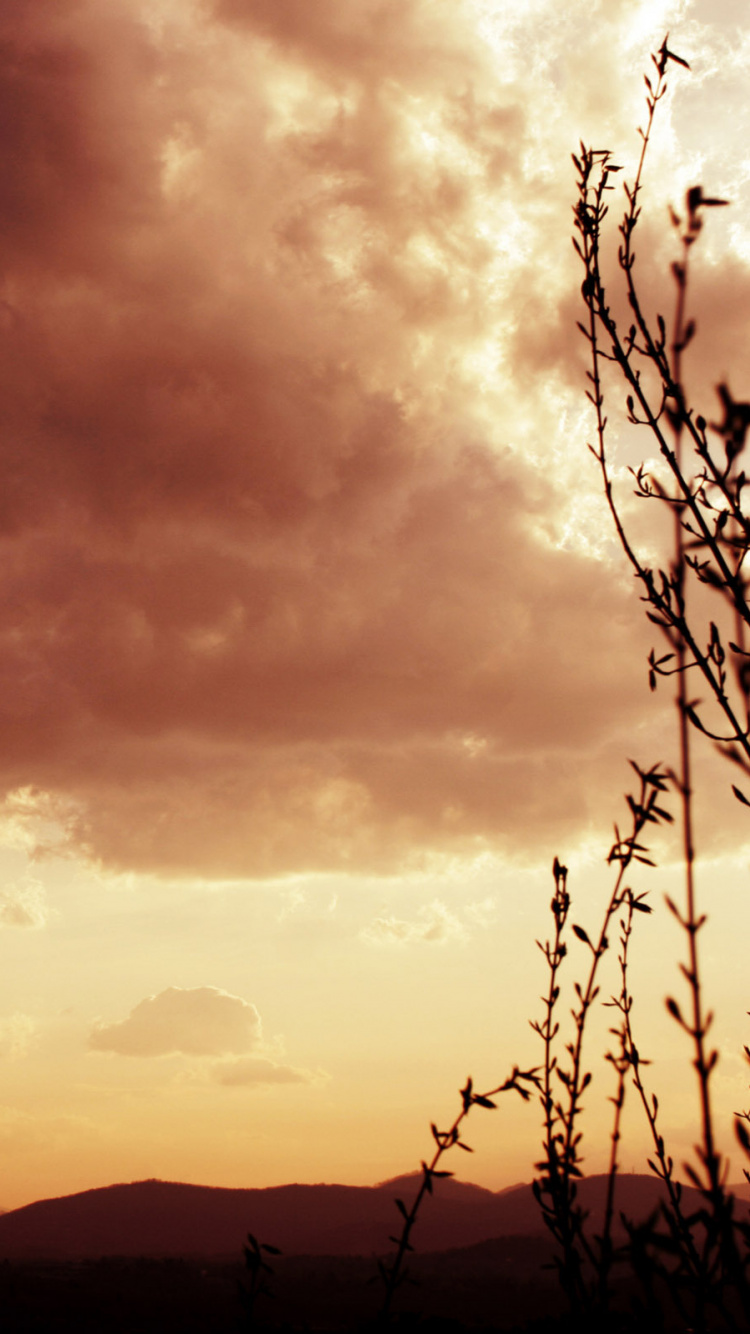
left=0, top=0, right=741, bottom=880
left=89, top=986, right=262, bottom=1057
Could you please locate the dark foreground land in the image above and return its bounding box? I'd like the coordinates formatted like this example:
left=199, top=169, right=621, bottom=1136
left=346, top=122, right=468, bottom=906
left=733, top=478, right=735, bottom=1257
left=0, top=1236, right=565, bottom=1333
left=0, top=1238, right=715, bottom=1333
left=0, top=1177, right=745, bottom=1331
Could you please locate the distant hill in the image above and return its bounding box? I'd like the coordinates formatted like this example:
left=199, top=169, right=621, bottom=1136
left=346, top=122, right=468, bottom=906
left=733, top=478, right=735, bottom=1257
left=0, top=1172, right=733, bottom=1261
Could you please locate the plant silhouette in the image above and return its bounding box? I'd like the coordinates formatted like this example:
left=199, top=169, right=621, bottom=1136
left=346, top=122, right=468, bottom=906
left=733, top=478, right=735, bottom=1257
left=238, top=1231, right=282, bottom=1330
left=545, top=31, right=750, bottom=1329
left=380, top=34, right=750, bottom=1333
left=375, top=1065, right=540, bottom=1324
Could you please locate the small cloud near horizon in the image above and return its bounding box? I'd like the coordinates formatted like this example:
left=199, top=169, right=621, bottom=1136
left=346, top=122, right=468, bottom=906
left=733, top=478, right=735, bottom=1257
left=89, top=986, right=262, bottom=1057
left=212, top=1056, right=324, bottom=1087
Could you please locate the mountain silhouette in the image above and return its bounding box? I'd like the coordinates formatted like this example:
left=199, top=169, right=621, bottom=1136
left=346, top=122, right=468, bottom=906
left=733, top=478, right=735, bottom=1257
left=0, top=1172, right=735, bottom=1260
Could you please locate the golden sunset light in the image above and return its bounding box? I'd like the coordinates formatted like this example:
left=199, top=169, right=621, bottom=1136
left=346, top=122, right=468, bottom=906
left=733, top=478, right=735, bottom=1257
left=1, top=5, right=750, bottom=1288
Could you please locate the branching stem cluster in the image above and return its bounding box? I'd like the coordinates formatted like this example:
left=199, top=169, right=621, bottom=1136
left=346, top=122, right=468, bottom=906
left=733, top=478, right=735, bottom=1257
left=572, top=33, right=750, bottom=1328
left=371, top=36, right=750, bottom=1332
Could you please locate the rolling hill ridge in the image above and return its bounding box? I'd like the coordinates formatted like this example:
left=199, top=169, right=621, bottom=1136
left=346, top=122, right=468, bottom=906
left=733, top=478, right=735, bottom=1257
left=0, top=1172, right=731, bottom=1260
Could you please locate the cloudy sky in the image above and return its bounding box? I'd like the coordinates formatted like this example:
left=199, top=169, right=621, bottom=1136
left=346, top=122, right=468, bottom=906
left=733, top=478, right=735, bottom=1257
left=0, top=0, right=749, bottom=1213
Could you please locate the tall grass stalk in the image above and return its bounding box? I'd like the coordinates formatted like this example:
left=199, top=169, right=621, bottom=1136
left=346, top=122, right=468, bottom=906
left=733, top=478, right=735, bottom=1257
left=376, top=1065, right=540, bottom=1323
left=531, top=763, right=670, bottom=1320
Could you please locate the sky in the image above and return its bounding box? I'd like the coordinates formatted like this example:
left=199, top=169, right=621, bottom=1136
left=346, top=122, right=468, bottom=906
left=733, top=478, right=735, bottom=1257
left=0, top=0, right=750, bottom=1213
